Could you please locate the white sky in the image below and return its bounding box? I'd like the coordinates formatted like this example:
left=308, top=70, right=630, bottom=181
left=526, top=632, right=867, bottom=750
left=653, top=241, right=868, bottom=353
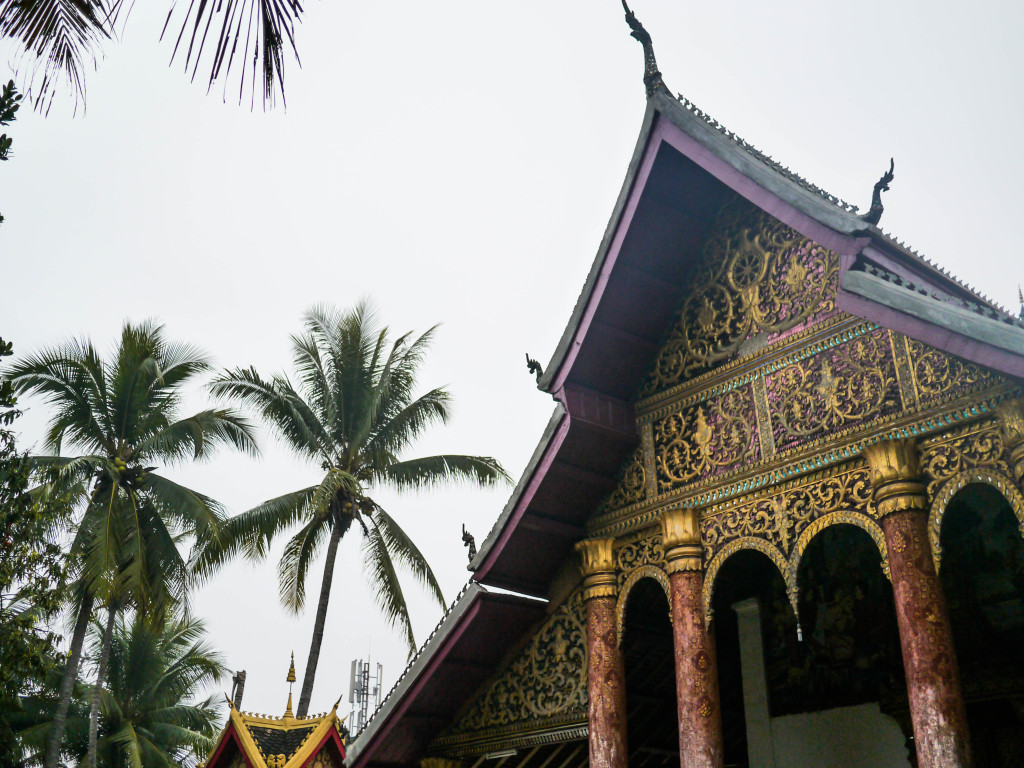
left=3, top=0, right=1023, bottom=727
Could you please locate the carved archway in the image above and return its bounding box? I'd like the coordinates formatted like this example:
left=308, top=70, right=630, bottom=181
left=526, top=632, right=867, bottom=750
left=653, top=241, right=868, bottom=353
left=787, top=510, right=890, bottom=616
left=929, top=469, right=1024, bottom=571
left=702, top=536, right=788, bottom=625
left=616, top=565, right=670, bottom=646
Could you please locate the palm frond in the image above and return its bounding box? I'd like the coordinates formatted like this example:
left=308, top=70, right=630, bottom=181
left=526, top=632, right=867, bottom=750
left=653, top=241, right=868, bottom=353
left=143, top=472, right=227, bottom=547
left=360, top=521, right=416, bottom=655
left=278, top=515, right=332, bottom=613
left=368, top=504, right=444, bottom=608
left=0, top=0, right=112, bottom=112
left=381, top=454, right=510, bottom=492
left=208, top=367, right=328, bottom=460
left=162, top=0, right=303, bottom=109
left=192, top=486, right=316, bottom=576
left=132, top=408, right=259, bottom=464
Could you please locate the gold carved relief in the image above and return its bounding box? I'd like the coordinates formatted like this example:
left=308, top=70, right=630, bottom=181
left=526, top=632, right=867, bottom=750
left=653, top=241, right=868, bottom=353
left=643, top=198, right=839, bottom=393
left=906, top=338, right=996, bottom=403
left=446, top=592, right=587, bottom=733
left=701, top=462, right=872, bottom=565
left=769, top=329, right=900, bottom=447
left=654, top=388, right=759, bottom=493
left=602, top=446, right=646, bottom=512
left=919, top=419, right=1009, bottom=499
left=615, top=531, right=665, bottom=585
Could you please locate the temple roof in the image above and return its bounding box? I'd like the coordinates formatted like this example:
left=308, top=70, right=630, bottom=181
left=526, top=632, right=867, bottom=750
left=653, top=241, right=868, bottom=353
left=205, top=700, right=346, bottom=768
left=345, top=583, right=548, bottom=768
left=345, top=12, right=1024, bottom=766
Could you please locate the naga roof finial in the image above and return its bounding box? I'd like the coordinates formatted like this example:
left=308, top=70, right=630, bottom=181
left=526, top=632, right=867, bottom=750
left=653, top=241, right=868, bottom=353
left=860, top=158, right=895, bottom=226
left=621, top=1, right=666, bottom=96
left=1018, top=284, right=1023, bottom=320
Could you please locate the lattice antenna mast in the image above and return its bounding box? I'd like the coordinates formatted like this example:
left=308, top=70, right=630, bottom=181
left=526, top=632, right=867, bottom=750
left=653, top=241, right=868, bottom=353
left=348, top=657, right=383, bottom=733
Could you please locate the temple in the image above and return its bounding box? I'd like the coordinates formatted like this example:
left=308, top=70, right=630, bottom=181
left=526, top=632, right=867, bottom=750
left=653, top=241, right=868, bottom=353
left=343, top=6, right=1024, bottom=768
left=204, top=657, right=348, bottom=768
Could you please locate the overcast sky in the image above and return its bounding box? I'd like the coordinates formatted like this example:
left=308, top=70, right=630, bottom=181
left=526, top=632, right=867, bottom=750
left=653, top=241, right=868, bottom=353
left=3, top=0, right=1023, bottom=729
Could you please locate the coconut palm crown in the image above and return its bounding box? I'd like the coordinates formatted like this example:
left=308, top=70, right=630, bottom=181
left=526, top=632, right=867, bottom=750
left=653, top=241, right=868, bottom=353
left=201, top=302, right=509, bottom=717
left=6, top=320, right=257, bottom=768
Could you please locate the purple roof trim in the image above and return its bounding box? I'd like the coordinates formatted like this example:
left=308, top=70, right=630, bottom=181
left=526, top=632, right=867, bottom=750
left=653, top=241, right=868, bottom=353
left=471, top=407, right=570, bottom=585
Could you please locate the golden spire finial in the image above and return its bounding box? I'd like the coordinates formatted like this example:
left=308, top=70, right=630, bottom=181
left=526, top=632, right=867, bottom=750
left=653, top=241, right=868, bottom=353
left=284, top=652, right=296, bottom=718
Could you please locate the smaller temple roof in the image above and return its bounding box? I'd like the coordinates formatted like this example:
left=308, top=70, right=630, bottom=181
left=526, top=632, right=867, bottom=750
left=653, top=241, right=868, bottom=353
left=204, top=658, right=347, bottom=768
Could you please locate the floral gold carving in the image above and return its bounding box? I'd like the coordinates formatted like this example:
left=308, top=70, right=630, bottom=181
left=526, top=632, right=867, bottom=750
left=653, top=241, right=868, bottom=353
left=769, top=329, right=899, bottom=449
left=701, top=462, right=871, bottom=564
left=906, top=338, right=996, bottom=403
left=446, top=592, right=587, bottom=733
left=615, top=531, right=665, bottom=586
left=602, top=446, right=646, bottom=512
left=654, top=388, right=759, bottom=493
left=996, top=399, right=1024, bottom=483
left=311, top=751, right=339, bottom=768
left=919, top=420, right=1009, bottom=499
left=643, top=198, right=839, bottom=393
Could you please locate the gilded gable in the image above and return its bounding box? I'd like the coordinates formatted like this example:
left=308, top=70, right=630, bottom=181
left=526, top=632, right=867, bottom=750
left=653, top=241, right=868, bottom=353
left=642, top=197, right=840, bottom=395
left=430, top=591, right=587, bottom=755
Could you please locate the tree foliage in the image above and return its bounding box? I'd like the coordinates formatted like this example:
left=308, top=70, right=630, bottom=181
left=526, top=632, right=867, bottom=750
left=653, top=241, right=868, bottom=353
left=202, top=301, right=510, bottom=715
left=0, top=80, right=22, bottom=225
left=0, top=0, right=301, bottom=112
left=0, top=337, right=74, bottom=767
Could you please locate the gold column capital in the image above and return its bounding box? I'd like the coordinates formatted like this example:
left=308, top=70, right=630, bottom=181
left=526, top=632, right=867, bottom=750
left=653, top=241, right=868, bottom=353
left=576, top=538, right=618, bottom=600
left=862, top=439, right=928, bottom=517
left=660, top=508, right=703, bottom=573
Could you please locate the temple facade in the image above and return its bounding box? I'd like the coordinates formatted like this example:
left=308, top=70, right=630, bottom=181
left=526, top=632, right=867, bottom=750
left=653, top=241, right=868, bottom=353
left=344, top=9, right=1024, bottom=768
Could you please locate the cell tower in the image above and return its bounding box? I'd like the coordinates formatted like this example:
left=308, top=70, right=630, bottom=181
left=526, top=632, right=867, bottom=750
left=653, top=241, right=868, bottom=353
left=348, top=657, right=383, bottom=733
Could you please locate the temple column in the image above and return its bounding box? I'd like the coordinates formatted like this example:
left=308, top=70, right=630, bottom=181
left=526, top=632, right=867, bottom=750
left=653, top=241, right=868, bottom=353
left=661, top=508, right=724, bottom=768
left=996, top=398, right=1024, bottom=488
left=575, top=538, right=628, bottom=768
left=862, top=439, right=972, bottom=768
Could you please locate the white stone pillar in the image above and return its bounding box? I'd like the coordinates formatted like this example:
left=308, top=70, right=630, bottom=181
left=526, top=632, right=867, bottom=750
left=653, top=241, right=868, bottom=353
left=732, top=598, right=776, bottom=768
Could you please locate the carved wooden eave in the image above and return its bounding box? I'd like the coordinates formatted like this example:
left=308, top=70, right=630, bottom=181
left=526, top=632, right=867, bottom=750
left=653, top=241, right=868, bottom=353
left=345, top=584, right=547, bottom=768
left=472, top=83, right=1024, bottom=597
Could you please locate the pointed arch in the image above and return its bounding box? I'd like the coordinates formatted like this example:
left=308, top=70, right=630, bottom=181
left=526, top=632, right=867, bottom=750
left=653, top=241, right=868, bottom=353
left=702, top=537, right=788, bottom=625
left=929, top=469, right=1024, bottom=571
left=616, top=566, right=671, bottom=646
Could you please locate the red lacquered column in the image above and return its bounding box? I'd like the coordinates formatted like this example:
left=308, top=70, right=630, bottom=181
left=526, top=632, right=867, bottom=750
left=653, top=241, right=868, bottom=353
left=863, top=439, right=972, bottom=768
left=662, top=508, right=724, bottom=768
left=575, top=538, right=628, bottom=768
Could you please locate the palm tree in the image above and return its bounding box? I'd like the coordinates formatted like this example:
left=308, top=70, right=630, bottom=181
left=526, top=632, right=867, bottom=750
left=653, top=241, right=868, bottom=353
left=14, top=612, right=226, bottom=768
left=6, top=321, right=257, bottom=768
left=0, top=0, right=301, bottom=111
left=201, top=302, right=509, bottom=716
left=94, top=612, right=226, bottom=768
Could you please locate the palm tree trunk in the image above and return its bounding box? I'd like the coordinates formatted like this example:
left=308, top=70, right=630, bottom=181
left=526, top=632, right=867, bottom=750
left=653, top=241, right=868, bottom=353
left=296, top=519, right=346, bottom=717
left=87, top=604, right=117, bottom=768
left=44, top=590, right=95, bottom=768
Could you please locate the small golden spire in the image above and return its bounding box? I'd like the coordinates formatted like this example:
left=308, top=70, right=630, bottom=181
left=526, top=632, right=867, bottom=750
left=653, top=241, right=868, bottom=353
left=284, top=652, right=296, bottom=718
